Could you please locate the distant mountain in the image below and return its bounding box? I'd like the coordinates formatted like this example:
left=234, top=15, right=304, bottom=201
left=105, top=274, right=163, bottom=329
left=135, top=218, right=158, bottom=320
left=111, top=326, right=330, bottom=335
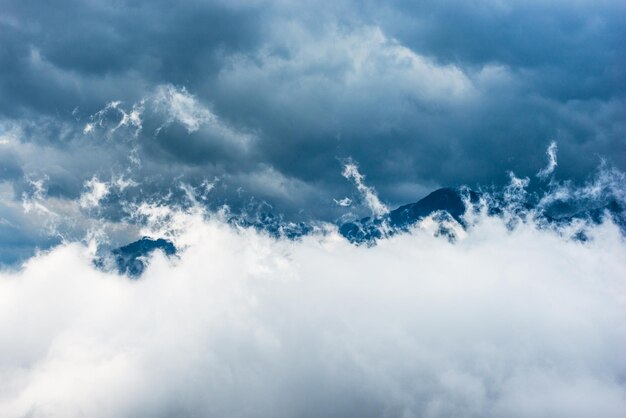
left=339, top=187, right=625, bottom=244
left=542, top=198, right=624, bottom=224
left=389, top=188, right=479, bottom=227
left=102, top=188, right=624, bottom=277
left=110, top=237, right=176, bottom=277
left=539, top=198, right=625, bottom=240
left=340, top=188, right=479, bottom=244
left=228, top=213, right=314, bottom=239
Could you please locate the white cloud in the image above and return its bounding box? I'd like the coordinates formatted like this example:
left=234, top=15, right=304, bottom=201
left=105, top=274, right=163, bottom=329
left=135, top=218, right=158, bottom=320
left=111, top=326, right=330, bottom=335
left=333, top=197, right=352, bottom=207
left=538, top=163, right=626, bottom=210
left=112, top=175, right=137, bottom=192
left=537, top=141, right=558, bottom=179
left=0, top=125, right=20, bottom=145
left=153, top=84, right=216, bottom=134
left=84, top=101, right=143, bottom=137
left=342, top=161, right=388, bottom=216
left=21, top=175, right=53, bottom=216
left=79, top=176, right=110, bottom=209
left=152, top=84, right=254, bottom=148
left=1, top=204, right=625, bottom=417
left=84, top=85, right=253, bottom=148
left=218, top=24, right=476, bottom=119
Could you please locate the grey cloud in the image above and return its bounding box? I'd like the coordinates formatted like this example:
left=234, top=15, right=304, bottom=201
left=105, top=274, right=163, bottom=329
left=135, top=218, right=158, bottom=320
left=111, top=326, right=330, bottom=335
left=0, top=0, right=264, bottom=117
left=372, top=0, right=626, bottom=96
left=0, top=150, right=22, bottom=182
left=0, top=0, right=624, bottom=231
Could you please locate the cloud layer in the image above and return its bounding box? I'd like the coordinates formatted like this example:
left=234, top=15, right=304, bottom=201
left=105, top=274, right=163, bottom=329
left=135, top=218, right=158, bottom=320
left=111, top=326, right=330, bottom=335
left=1, top=0, right=624, bottom=229
left=1, top=206, right=625, bottom=417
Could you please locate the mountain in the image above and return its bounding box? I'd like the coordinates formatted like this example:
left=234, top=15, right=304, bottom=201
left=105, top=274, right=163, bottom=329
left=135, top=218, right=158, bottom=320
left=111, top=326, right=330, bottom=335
left=228, top=213, right=314, bottom=239
left=339, top=187, right=625, bottom=244
left=102, top=188, right=624, bottom=276
left=339, top=188, right=479, bottom=244
left=539, top=198, right=625, bottom=240
left=389, top=188, right=478, bottom=227
left=111, top=237, right=177, bottom=277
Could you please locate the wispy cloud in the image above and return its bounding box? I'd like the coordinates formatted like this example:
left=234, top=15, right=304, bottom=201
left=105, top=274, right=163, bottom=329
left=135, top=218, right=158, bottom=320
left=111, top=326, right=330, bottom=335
left=341, top=160, right=388, bottom=217
left=537, top=141, right=558, bottom=179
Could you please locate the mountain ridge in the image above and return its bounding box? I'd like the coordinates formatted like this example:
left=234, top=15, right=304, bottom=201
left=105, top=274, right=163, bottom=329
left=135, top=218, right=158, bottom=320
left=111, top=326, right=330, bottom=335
left=106, top=187, right=625, bottom=276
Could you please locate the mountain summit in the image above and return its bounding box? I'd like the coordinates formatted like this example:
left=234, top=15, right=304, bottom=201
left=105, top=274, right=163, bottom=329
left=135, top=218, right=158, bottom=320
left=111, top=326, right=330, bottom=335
left=340, top=188, right=478, bottom=244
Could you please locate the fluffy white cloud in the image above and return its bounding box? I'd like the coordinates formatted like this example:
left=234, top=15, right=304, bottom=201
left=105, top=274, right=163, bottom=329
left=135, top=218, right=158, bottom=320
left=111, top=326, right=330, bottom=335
left=79, top=176, right=110, bottom=209
left=1, top=206, right=625, bottom=417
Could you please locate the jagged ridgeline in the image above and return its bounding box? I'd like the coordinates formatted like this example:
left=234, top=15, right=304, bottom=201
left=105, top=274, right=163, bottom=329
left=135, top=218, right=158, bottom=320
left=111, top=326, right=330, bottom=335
left=339, top=188, right=479, bottom=243
left=103, top=186, right=625, bottom=277
left=340, top=187, right=625, bottom=244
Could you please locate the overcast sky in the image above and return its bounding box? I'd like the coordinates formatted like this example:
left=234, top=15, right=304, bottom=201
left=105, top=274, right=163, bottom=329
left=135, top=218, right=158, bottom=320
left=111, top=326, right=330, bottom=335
left=0, top=0, right=625, bottom=260
left=2, top=3, right=626, bottom=415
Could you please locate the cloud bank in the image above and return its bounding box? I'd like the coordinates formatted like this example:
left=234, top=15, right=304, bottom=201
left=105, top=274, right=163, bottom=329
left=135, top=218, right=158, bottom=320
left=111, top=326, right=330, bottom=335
left=1, top=202, right=626, bottom=418
left=1, top=0, right=624, bottom=232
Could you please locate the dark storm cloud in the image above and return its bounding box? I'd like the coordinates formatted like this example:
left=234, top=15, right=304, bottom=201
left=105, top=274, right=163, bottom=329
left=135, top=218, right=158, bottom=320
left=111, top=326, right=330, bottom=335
left=0, top=0, right=625, bottom=223
left=372, top=0, right=626, bottom=97
left=0, top=0, right=264, bottom=117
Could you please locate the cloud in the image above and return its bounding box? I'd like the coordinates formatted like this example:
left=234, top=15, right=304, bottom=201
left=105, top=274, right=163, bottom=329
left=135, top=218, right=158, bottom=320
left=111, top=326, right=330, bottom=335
left=83, top=101, right=144, bottom=137
left=81, top=84, right=254, bottom=153
left=0, top=0, right=625, bottom=258
left=341, top=160, right=388, bottom=217
left=153, top=84, right=214, bottom=134
left=537, top=141, right=558, bottom=179
left=1, top=206, right=625, bottom=417
left=334, top=197, right=352, bottom=207
left=0, top=2, right=624, bottom=413
left=219, top=24, right=475, bottom=103
left=79, top=177, right=110, bottom=209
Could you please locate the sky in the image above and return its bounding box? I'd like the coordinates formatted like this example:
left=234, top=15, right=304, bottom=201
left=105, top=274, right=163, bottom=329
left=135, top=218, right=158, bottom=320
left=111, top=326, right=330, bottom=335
left=1, top=0, right=625, bottom=222
left=1, top=2, right=626, bottom=416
